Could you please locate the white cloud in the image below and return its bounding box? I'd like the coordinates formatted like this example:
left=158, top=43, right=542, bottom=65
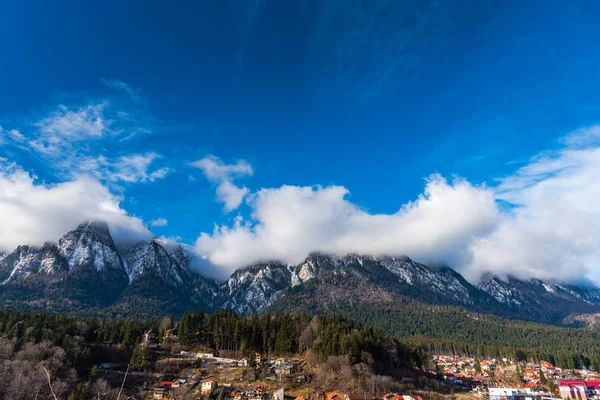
left=30, top=103, right=109, bottom=155
left=560, top=125, right=600, bottom=148
left=151, top=217, right=168, bottom=227
left=8, top=129, right=24, bottom=142
left=6, top=103, right=171, bottom=185
left=111, top=153, right=171, bottom=183
left=101, top=78, right=146, bottom=104
left=59, top=153, right=171, bottom=185
left=190, top=155, right=253, bottom=181
left=0, top=161, right=152, bottom=252
left=0, top=127, right=24, bottom=145
left=196, top=175, right=499, bottom=276
left=466, top=129, right=600, bottom=284
left=191, top=155, right=253, bottom=211
left=196, top=126, right=600, bottom=284
left=216, top=180, right=250, bottom=212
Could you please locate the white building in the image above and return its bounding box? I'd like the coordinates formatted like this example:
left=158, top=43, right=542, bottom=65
left=201, top=380, right=216, bottom=395
left=489, top=387, right=548, bottom=400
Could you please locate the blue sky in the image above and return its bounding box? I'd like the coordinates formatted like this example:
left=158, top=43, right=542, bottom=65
left=1, top=1, right=600, bottom=281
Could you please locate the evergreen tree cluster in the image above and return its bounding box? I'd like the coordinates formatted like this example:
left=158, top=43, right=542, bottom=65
left=269, top=297, right=600, bottom=370
left=175, top=310, right=428, bottom=369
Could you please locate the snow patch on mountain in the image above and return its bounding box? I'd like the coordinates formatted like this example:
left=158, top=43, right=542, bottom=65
left=57, top=221, right=124, bottom=272
left=0, top=244, right=67, bottom=284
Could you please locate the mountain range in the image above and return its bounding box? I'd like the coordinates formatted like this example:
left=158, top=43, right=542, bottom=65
left=1, top=221, right=600, bottom=328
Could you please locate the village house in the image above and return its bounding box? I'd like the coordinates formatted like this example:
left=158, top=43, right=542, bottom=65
left=273, top=362, right=295, bottom=375
left=228, top=390, right=244, bottom=400
left=385, top=395, right=404, bottom=400
left=327, top=391, right=346, bottom=400
left=153, top=388, right=165, bottom=399
left=273, top=388, right=284, bottom=400
left=170, top=378, right=186, bottom=388
left=245, top=384, right=266, bottom=400
left=346, top=393, right=375, bottom=400
left=560, top=379, right=589, bottom=399
left=238, top=357, right=249, bottom=367
left=489, top=388, right=544, bottom=400
left=525, top=369, right=536, bottom=378
left=255, top=352, right=262, bottom=365
left=202, top=379, right=217, bottom=396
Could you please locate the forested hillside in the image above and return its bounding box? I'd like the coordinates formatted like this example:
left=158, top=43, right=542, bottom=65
left=268, top=287, right=600, bottom=369
left=0, top=308, right=433, bottom=399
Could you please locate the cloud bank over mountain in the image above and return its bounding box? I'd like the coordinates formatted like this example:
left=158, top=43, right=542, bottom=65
left=196, top=176, right=499, bottom=277
left=196, top=127, right=600, bottom=284
left=0, top=161, right=153, bottom=251
left=466, top=126, right=600, bottom=284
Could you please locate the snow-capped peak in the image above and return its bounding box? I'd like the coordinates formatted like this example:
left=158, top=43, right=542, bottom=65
left=57, top=221, right=123, bottom=272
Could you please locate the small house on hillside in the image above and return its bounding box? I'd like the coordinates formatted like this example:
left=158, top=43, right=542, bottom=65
left=273, top=388, right=284, bottom=400
left=346, top=393, right=374, bottom=400
left=326, top=392, right=345, bottom=400
left=201, top=379, right=217, bottom=396
left=153, top=388, right=165, bottom=399
left=272, top=362, right=294, bottom=375
left=560, top=379, right=588, bottom=400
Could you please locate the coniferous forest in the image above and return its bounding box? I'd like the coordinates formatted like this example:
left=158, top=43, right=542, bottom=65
left=3, top=306, right=600, bottom=398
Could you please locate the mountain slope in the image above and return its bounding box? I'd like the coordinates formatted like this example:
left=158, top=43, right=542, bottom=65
left=0, top=222, right=129, bottom=310
left=220, top=261, right=294, bottom=314
left=0, top=244, right=67, bottom=283
left=477, top=274, right=600, bottom=323
left=223, top=253, right=509, bottom=317
left=232, top=254, right=600, bottom=327
left=0, top=222, right=218, bottom=314
left=113, top=240, right=219, bottom=315
left=2, top=222, right=600, bottom=327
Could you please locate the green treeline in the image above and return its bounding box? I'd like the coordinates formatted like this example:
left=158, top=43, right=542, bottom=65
left=0, top=308, right=427, bottom=370
left=302, top=302, right=600, bottom=369
left=0, top=308, right=152, bottom=349
left=3, top=303, right=600, bottom=374
left=177, top=310, right=428, bottom=370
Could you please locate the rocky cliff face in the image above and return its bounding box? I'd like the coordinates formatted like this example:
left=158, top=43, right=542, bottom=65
left=0, top=221, right=129, bottom=308
left=115, top=239, right=219, bottom=314
left=220, top=262, right=293, bottom=314
left=220, top=253, right=503, bottom=316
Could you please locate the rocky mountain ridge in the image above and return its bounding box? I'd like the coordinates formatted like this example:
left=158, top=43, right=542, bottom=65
left=1, top=221, right=599, bottom=325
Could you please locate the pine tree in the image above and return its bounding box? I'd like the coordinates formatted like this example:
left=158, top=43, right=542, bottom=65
left=178, top=312, right=192, bottom=347
left=68, top=383, right=86, bottom=400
